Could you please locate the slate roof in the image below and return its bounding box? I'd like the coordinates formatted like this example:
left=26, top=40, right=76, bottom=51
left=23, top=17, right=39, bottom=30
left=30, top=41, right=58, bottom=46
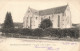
left=39, top=5, right=68, bottom=16
left=29, top=5, right=68, bottom=16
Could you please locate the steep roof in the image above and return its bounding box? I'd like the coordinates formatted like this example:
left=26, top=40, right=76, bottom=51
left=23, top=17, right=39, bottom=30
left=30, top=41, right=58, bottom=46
left=28, top=5, right=68, bottom=16
left=39, top=5, right=68, bottom=16
left=29, top=7, right=39, bottom=15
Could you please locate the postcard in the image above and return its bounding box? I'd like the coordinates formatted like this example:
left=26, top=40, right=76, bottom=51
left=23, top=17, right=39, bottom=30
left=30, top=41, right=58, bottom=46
left=0, top=0, right=80, bottom=51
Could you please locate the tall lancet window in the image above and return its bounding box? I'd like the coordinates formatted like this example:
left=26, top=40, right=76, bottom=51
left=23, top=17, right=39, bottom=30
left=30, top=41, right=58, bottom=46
left=30, top=17, right=32, bottom=29
left=36, top=17, right=37, bottom=20
left=27, top=17, right=28, bottom=23
left=58, top=15, right=60, bottom=27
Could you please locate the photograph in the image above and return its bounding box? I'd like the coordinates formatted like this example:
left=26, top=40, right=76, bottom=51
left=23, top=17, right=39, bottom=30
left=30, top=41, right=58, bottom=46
left=0, top=0, right=80, bottom=51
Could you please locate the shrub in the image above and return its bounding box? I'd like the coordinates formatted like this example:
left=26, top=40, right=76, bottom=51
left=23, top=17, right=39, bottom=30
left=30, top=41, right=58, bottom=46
left=19, top=28, right=32, bottom=36
left=61, top=29, right=69, bottom=38
left=13, top=28, right=21, bottom=33
left=32, top=28, right=44, bottom=37
left=2, top=28, right=14, bottom=33
left=43, top=28, right=58, bottom=37
left=43, top=28, right=79, bottom=38
left=69, top=28, right=79, bottom=38
left=61, top=28, right=79, bottom=38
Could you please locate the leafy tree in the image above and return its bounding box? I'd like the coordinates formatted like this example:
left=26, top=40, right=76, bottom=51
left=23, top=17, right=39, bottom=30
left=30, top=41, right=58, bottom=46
left=39, top=19, right=53, bottom=29
left=2, top=12, right=14, bottom=33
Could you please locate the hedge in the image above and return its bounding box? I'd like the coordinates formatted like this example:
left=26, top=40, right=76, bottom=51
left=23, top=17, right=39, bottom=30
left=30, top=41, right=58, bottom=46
left=32, top=28, right=44, bottom=37
left=43, top=28, right=79, bottom=38
left=1, top=27, right=79, bottom=39
left=19, top=28, right=32, bottom=36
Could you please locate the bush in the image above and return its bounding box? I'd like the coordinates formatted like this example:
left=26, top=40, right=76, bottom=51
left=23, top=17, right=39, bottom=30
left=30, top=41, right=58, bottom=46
left=43, top=28, right=57, bottom=37
left=69, top=28, right=79, bottom=38
left=1, top=28, right=20, bottom=37
left=43, top=28, right=79, bottom=38
left=2, top=28, right=14, bottom=33
left=32, top=28, right=44, bottom=37
left=13, top=28, right=21, bottom=33
left=61, top=28, right=79, bottom=38
left=19, top=28, right=32, bottom=36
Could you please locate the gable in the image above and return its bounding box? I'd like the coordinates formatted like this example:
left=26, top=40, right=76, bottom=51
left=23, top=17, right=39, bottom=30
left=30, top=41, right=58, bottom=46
left=27, top=7, right=39, bottom=15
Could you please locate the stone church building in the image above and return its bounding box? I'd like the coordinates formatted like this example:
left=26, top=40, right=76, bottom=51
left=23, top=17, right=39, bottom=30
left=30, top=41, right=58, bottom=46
left=23, top=5, right=72, bottom=29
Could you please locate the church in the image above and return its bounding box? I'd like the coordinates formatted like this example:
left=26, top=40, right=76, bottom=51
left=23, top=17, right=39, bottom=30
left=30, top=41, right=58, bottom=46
left=23, top=5, right=72, bottom=29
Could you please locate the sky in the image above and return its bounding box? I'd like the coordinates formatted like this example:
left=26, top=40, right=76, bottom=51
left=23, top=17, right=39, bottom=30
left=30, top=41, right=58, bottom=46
left=0, top=0, right=80, bottom=24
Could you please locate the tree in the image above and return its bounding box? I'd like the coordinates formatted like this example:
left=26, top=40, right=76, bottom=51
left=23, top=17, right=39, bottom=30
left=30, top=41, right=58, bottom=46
left=39, top=19, right=53, bottom=29
left=2, top=12, right=14, bottom=33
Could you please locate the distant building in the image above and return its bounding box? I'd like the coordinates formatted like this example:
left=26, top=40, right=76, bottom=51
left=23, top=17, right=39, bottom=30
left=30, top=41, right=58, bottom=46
left=14, top=23, right=23, bottom=28
left=0, top=23, right=23, bottom=29
left=72, top=24, right=80, bottom=28
left=23, top=5, right=72, bottom=29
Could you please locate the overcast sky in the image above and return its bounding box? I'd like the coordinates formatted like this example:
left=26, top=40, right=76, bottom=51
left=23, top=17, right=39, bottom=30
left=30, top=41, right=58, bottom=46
left=0, top=0, right=80, bottom=24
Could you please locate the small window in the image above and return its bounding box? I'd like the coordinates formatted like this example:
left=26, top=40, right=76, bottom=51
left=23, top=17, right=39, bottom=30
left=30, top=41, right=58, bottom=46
left=63, top=24, right=64, bottom=26
left=27, top=17, right=28, bottom=19
left=35, top=12, right=37, bottom=13
left=63, top=13, right=66, bottom=16
left=49, top=16, right=50, bottom=19
left=31, top=17, right=32, bottom=18
left=36, top=17, right=37, bottom=19
left=28, top=11, right=30, bottom=13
